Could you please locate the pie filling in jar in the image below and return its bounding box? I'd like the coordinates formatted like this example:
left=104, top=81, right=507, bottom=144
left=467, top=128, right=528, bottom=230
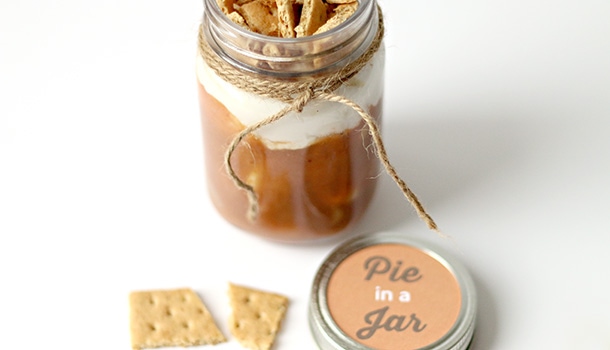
left=197, top=0, right=384, bottom=241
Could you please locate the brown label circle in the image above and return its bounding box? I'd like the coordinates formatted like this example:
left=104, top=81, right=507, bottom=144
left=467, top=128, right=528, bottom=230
left=326, top=244, right=462, bottom=349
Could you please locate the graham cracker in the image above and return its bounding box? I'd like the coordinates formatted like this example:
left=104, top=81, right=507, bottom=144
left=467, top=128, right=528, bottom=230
left=216, top=0, right=236, bottom=14
left=236, top=0, right=280, bottom=36
left=276, top=0, right=297, bottom=38
left=235, top=0, right=257, bottom=5
left=129, top=288, right=226, bottom=349
left=314, top=2, right=358, bottom=34
left=227, top=11, right=249, bottom=29
left=228, top=283, right=289, bottom=350
left=294, top=0, right=328, bottom=37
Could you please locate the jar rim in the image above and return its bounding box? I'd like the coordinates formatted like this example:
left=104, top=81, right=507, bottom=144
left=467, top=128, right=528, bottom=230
left=201, top=0, right=380, bottom=77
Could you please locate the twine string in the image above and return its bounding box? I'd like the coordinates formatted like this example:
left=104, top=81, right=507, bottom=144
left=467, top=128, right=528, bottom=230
left=223, top=88, right=314, bottom=221
left=200, top=6, right=438, bottom=231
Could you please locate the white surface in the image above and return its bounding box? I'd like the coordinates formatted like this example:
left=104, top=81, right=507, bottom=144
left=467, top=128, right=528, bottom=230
left=1, top=0, right=610, bottom=349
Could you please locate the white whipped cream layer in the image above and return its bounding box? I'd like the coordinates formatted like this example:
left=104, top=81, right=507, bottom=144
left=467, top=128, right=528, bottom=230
left=196, top=48, right=384, bottom=150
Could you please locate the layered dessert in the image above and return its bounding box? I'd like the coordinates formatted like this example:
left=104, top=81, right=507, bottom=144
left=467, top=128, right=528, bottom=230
left=198, top=0, right=384, bottom=240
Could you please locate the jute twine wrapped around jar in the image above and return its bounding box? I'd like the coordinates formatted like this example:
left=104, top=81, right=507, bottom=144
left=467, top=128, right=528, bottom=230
left=198, top=7, right=438, bottom=232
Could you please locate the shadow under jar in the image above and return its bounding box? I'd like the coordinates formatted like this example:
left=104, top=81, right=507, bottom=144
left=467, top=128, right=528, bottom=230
left=197, top=0, right=385, bottom=242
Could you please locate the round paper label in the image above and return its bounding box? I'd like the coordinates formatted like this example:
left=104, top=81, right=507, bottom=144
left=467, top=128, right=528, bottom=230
left=326, top=244, right=462, bottom=349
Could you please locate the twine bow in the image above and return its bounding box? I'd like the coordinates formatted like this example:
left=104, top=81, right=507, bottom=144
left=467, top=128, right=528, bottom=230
left=198, top=7, right=438, bottom=232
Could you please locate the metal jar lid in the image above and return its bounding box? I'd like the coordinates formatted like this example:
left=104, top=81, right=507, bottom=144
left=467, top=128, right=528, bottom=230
left=309, top=232, right=477, bottom=350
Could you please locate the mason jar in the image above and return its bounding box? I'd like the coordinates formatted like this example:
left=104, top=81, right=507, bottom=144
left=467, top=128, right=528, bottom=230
left=196, top=0, right=385, bottom=241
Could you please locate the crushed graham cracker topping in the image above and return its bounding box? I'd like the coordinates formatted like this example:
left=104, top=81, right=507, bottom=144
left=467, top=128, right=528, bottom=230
left=217, top=0, right=359, bottom=37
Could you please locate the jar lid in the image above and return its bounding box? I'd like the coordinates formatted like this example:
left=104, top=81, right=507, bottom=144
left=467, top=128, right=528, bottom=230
left=309, top=232, right=477, bottom=350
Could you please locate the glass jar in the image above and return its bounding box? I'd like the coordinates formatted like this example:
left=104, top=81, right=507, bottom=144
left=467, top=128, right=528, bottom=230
left=197, top=0, right=385, bottom=241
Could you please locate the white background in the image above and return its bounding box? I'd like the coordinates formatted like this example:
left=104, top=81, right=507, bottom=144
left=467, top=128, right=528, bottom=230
left=1, top=0, right=610, bottom=349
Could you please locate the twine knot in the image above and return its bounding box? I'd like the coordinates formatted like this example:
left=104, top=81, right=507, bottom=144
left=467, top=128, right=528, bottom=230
left=294, top=88, right=315, bottom=113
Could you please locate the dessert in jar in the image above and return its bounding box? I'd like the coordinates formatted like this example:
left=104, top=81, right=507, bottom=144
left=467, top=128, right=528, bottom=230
left=197, top=0, right=385, bottom=241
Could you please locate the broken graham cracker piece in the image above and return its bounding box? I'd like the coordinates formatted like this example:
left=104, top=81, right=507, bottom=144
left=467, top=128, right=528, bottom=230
left=294, top=0, right=328, bottom=37
left=129, top=288, right=226, bottom=349
left=236, top=0, right=280, bottom=36
left=314, top=1, right=358, bottom=34
left=228, top=283, right=289, bottom=350
left=216, top=0, right=236, bottom=14
left=227, top=11, right=249, bottom=29
left=276, top=0, right=297, bottom=38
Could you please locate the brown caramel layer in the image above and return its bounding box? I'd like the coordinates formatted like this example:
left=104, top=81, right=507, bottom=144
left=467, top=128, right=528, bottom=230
left=198, top=81, right=381, bottom=241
